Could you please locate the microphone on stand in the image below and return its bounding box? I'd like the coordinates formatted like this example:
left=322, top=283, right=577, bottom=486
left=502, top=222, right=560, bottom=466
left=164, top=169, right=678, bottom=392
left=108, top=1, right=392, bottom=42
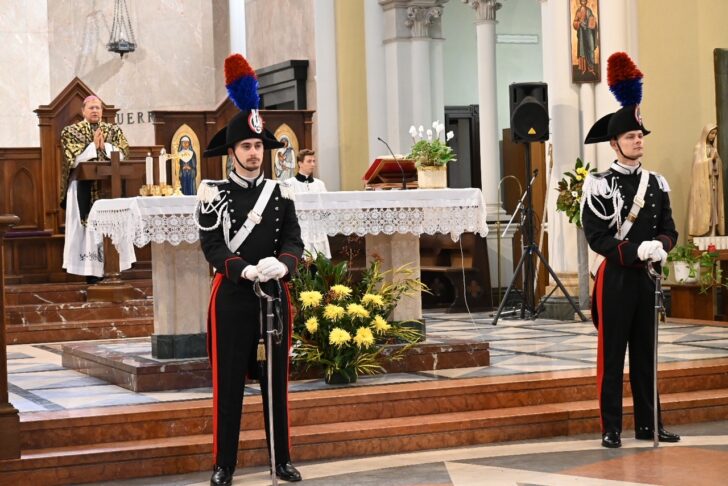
left=377, top=137, right=407, bottom=190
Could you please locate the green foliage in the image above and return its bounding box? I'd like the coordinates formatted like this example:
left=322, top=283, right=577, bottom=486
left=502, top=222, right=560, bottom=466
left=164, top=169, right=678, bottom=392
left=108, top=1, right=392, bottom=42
left=291, top=252, right=425, bottom=382
left=555, top=158, right=596, bottom=228
left=664, top=242, right=724, bottom=294
left=408, top=139, right=456, bottom=168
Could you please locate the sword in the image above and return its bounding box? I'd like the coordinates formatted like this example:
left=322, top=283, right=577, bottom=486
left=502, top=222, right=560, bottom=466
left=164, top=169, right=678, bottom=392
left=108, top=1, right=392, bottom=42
left=646, top=261, right=663, bottom=448
left=253, top=279, right=283, bottom=485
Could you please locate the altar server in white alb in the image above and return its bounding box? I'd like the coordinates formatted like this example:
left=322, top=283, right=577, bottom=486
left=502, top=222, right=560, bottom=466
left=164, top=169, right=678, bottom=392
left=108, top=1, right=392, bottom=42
left=60, top=95, right=129, bottom=281
left=285, top=149, right=331, bottom=258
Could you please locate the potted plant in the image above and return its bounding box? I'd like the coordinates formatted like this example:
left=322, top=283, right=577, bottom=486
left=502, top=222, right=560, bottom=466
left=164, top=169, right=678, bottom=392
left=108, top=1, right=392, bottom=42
left=664, top=243, right=723, bottom=293
left=407, top=121, right=456, bottom=189
left=291, top=253, right=424, bottom=384
left=664, top=243, right=700, bottom=283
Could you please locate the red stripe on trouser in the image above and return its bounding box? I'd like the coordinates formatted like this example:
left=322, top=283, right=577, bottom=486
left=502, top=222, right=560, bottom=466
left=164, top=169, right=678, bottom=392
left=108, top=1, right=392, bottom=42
left=283, top=282, right=294, bottom=453
left=208, top=273, right=223, bottom=460
left=595, top=260, right=607, bottom=433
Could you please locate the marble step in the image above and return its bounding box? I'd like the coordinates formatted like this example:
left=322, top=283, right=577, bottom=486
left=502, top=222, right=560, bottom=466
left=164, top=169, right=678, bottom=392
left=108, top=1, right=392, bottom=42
left=5, top=299, right=153, bottom=326
left=6, top=317, right=153, bottom=345
left=18, top=359, right=728, bottom=450
left=5, top=280, right=153, bottom=306
left=4, top=387, right=728, bottom=485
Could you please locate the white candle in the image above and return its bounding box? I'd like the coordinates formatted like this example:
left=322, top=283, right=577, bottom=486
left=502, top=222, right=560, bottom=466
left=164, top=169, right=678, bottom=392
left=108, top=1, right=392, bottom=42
left=145, top=152, right=153, bottom=186
left=158, top=149, right=167, bottom=186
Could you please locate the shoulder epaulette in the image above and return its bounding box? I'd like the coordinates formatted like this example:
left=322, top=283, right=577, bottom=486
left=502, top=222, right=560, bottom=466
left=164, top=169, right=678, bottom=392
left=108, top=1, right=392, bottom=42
left=650, top=171, right=671, bottom=192
left=278, top=180, right=296, bottom=201
left=196, top=179, right=227, bottom=203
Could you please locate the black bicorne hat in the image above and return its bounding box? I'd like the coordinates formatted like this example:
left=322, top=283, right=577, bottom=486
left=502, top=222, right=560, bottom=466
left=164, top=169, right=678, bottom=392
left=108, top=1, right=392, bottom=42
left=203, top=54, right=285, bottom=157
left=584, top=104, right=650, bottom=144
left=584, top=52, right=650, bottom=144
left=203, top=111, right=283, bottom=157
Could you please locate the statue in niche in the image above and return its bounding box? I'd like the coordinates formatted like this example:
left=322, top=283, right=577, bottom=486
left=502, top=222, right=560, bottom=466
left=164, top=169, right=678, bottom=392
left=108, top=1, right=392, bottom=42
left=177, top=135, right=198, bottom=195
left=688, top=123, right=725, bottom=237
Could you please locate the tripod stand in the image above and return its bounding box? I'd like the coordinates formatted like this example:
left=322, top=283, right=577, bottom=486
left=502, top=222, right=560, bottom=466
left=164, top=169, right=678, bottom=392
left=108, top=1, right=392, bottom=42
left=492, top=143, right=587, bottom=325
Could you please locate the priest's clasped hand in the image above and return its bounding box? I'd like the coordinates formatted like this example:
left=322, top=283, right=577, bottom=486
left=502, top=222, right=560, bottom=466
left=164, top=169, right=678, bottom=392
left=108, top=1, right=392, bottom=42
left=256, top=257, right=287, bottom=282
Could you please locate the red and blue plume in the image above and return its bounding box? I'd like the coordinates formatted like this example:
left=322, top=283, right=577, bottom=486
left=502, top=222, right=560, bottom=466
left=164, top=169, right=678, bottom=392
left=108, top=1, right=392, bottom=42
left=607, top=52, right=643, bottom=107
left=224, top=54, right=259, bottom=111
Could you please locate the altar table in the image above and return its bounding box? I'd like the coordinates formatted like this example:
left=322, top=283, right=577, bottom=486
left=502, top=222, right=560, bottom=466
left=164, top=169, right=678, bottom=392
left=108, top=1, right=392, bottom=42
left=88, top=196, right=206, bottom=359
left=294, top=188, right=489, bottom=320
left=88, top=189, right=489, bottom=353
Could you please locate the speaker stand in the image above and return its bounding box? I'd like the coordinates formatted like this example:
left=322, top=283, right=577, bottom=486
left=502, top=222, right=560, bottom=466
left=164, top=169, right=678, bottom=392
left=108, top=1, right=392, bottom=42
left=491, top=143, right=587, bottom=325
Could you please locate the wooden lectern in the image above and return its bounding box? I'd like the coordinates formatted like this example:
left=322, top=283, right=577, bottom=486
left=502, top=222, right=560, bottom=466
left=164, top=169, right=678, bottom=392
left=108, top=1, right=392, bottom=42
left=74, top=152, right=146, bottom=302
left=363, top=156, right=418, bottom=190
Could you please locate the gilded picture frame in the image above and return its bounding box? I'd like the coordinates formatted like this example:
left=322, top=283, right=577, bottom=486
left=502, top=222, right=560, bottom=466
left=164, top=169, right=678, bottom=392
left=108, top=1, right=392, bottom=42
left=170, top=124, right=202, bottom=195
left=270, top=124, right=299, bottom=181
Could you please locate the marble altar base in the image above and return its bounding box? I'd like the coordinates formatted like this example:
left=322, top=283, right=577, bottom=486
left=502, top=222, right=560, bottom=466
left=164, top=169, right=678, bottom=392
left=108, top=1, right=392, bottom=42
left=365, top=233, right=422, bottom=322
left=61, top=337, right=490, bottom=391
left=150, top=241, right=209, bottom=359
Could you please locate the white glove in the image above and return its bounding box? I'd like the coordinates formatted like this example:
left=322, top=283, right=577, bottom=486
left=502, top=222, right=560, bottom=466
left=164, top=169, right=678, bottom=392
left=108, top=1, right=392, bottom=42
left=650, top=247, right=668, bottom=267
left=241, top=265, right=259, bottom=281
left=637, top=240, right=662, bottom=261
left=256, top=256, right=287, bottom=280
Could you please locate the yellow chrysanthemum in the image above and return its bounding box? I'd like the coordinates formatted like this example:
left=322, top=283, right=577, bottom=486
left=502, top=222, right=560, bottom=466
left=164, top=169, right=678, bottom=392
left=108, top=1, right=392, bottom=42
left=361, top=293, right=385, bottom=308
left=346, top=303, right=370, bottom=319
left=575, top=174, right=583, bottom=182
left=330, top=284, right=353, bottom=300
left=354, top=327, right=375, bottom=348
left=323, top=304, right=346, bottom=321
left=576, top=167, right=588, bottom=176
left=329, top=327, right=352, bottom=346
left=299, top=291, right=323, bottom=309
left=305, top=317, right=319, bottom=333
left=371, top=315, right=391, bottom=334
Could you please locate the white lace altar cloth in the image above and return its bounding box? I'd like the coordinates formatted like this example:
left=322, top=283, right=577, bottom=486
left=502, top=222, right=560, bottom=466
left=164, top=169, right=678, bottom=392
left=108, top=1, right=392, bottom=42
left=294, top=188, right=488, bottom=243
left=87, top=196, right=199, bottom=253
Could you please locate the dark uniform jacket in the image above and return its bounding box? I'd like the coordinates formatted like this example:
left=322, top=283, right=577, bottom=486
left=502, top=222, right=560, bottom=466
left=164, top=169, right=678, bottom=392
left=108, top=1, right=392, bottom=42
left=582, top=163, right=677, bottom=268
left=197, top=173, right=303, bottom=283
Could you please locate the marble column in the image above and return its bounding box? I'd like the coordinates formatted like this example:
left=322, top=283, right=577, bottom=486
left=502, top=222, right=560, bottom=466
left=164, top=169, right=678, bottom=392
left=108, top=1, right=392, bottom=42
left=379, top=0, right=448, bottom=153
left=465, top=0, right=504, bottom=219
left=0, top=215, right=20, bottom=460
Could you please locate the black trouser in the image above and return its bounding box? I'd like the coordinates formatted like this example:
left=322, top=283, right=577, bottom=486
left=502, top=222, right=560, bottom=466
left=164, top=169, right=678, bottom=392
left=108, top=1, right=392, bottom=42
left=209, top=274, right=292, bottom=468
left=594, top=262, right=662, bottom=434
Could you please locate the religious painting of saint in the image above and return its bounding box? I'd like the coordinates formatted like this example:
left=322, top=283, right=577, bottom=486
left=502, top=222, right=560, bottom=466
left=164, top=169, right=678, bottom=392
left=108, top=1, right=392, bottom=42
left=170, top=124, right=201, bottom=196
left=570, top=0, right=601, bottom=83
left=271, top=124, right=299, bottom=180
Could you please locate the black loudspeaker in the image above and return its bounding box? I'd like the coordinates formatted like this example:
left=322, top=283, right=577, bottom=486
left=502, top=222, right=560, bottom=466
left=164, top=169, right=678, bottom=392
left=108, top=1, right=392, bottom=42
left=509, top=82, right=549, bottom=143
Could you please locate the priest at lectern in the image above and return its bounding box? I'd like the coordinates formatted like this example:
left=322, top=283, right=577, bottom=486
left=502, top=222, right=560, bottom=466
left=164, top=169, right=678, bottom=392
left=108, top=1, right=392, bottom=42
left=60, top=95, right=129, bottom=281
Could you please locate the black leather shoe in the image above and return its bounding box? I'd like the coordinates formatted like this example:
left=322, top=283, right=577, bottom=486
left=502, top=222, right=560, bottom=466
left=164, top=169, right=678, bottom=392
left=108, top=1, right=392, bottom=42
left=601, top=431, right=622, bottom=448
left=635, top=426, right=681, bottom=442
left=275, top=461, right=302, bottom=482
left=210, top=464, right=234, bottom=486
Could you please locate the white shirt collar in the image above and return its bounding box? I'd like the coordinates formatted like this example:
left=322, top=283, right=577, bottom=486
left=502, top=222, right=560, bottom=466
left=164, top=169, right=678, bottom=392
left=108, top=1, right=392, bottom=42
left=611, top=161, right=642, bottom=175
left=229, top=170, right=265, bottom=189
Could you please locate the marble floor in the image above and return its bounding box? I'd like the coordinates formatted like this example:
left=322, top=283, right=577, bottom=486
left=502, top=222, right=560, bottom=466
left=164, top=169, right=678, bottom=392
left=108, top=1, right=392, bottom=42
left=87, top=420, right=728, bottom=485
left=7, top=311, right=728, bottom=413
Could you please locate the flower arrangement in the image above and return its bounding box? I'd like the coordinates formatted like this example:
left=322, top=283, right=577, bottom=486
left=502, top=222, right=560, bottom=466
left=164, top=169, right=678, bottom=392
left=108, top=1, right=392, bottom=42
left=555, top=158, right=596, bottom=227
left=407, top=121, right=456, bottom=168
left=291, top=253, right=425, bottom=384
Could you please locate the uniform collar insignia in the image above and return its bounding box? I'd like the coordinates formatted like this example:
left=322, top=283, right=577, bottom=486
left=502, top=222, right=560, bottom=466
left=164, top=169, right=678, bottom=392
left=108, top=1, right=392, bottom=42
left=295, top=173, right=314, bottom=183
left=229, top=170, right=265, bottom=189
left=611, top=161, right=642, bottom=175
